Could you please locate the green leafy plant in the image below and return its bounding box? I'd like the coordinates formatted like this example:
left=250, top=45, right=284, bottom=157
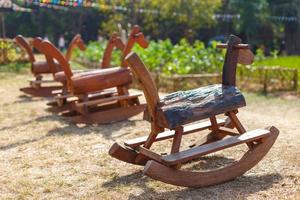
left=74, top=39, right=225, bottom=75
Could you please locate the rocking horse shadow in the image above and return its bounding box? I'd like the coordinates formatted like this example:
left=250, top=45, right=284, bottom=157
left=101, top=157, right=282, bottom=199
left=0, top=114, right=60, bottom=133
left=46, top=119, right=141, bottom=140
left=16, top=94, right=43, bottom=103
left=127, top=173, right=282, bottom=200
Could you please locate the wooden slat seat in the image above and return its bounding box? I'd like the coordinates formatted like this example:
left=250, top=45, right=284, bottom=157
left=161, top=129, right=270, bottom=165
left=55, top=69, right=100, bottom=83
left=153, top=84, right=246, bottom=129
left=71, top=67, right=132, bottom=95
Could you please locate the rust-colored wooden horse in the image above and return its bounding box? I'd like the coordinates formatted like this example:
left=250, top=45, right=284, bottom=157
left=39, top=25, right=148, bottom=124
left=45, top=33, right=126, bottom=112
left=109, top=35, right=279, bottom=187
left=15, top=34, right=86, bottom=97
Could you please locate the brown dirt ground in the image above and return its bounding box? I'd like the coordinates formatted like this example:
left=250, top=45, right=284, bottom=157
left=0, top=72, right=299, bottom=200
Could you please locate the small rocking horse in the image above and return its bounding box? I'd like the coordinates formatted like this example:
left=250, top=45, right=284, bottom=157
left=39, top=25, right=149, bottom=124
left=45, top=33, right=126, bottom=112
left=15, top=34, right=86, bottom=97
left=109, top=35, right=279, bottom=187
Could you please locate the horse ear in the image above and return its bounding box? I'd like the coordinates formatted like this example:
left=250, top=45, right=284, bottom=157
left=238, top=49, right=254, bottom=65
left=136, top=33, right=149, bottom=49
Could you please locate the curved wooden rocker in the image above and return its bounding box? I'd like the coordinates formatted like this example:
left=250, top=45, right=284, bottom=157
left=39, top=25, right=148, bottom=124
left=109, top=35, right=279, bottom=187
left=46, top=33, right=126, bottom=112
left=15, top=34, right=86, bottom=97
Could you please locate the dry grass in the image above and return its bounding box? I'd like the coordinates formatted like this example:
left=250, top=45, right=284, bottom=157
left=0, top=72, right=299, bottom=200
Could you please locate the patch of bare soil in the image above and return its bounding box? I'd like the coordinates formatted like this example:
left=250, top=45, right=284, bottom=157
left=0, top=73, right=299, bottom=200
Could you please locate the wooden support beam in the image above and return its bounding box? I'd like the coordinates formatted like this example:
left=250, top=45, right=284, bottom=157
left=124, top=118, right=226, bottom=148
left=217, top=127, right=240, bottom=136
left=76, top=94, right=141, bottom=108
left=138, top=146, right=162, bottom=163
left=171, top=127, right=183, bottom=154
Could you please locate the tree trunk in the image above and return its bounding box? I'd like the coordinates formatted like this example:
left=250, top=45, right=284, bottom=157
left=1, top=13, right=6, bottom=38
left=285, top=4, right=300, bottom=55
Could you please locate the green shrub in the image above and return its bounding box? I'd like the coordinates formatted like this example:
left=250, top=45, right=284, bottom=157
left=73, top=39, right=226, bottom=75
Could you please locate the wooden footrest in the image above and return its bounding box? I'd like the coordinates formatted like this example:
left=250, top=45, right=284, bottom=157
left=54, top=89, right=117, bottom=101
left=76, top=93, right=142, bottom=108
left=124, top=118, right=226, bottom=148
left=88, top=89, right=117, bottom=99
left=29, top=80, right=56, bottom=84
left=54, top=94, right=73, bottom=100
left=161, top=129, right=271, bottom=165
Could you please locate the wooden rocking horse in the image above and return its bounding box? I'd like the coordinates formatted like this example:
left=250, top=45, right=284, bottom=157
left=46, top=33, right=126, bottom=112
left=109, top=35, right=279, bottom=187
left=15, top=34, right=86, bottom=97
left=39, top=26, right=148, bottom=124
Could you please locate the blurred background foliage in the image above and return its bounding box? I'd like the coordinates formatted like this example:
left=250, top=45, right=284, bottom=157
left=2, top=0, right=299, bottom=55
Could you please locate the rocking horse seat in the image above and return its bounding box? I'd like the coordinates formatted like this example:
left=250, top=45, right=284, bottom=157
left=155, top=84, right=246, bottom=129
left=71, top=67, right=132, bottom=94
left=32, top=61, right=61, bottom=74
left=55, top=69, right=96, bottom=82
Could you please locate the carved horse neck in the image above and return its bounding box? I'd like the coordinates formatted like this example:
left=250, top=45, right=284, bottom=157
left=15, top=35, right=35, bottom=64
left=222, top=35, right=242, bottom=86
left=101, top=35, right=125, bottom=68
left=120, top=26, right=148, bottom=67
left=65, top=35, right=85, bottom=62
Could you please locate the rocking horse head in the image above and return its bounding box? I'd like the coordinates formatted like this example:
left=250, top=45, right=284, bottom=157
left=110, top=33, right=125, bottom=50
left=101, top=33, right=125, bottom=68
left=121, top=25, right=149, bottom=67
left=217, top=35, right=254, bottom=86
left=65, top=34, right=86, bottom=62
left=32, top=37, right=42, bottom=46
left=15, top=35, right=35, bottom=63
left=31, top=37, right=61, bottom=76
left=39, top=40, right=73, bottom=90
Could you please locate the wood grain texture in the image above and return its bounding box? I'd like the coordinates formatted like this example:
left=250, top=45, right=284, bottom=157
left=156, top=84, right=246, bottom=129
left=71, top=67, right=132, bottom=95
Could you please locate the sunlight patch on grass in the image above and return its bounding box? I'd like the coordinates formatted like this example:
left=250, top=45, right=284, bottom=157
left=254, top=56, right=300, bottom=69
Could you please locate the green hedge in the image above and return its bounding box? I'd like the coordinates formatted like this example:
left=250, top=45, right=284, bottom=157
left=73, top=39, right=226, bottom=75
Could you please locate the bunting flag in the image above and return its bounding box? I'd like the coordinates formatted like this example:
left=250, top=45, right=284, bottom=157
left=23, top=0, right=97, bottom=8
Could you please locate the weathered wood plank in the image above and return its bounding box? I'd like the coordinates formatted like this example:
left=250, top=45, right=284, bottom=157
left=155, top=84, right=246, bottom=129
left=161, top=129, right=271, bottom=165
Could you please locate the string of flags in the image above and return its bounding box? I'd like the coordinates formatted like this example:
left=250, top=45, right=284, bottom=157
left=215, top=14, right=297, bottom=22
left=23, top=0, right=97, bottom=8
left=6, top=1, right=299, bottom=23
